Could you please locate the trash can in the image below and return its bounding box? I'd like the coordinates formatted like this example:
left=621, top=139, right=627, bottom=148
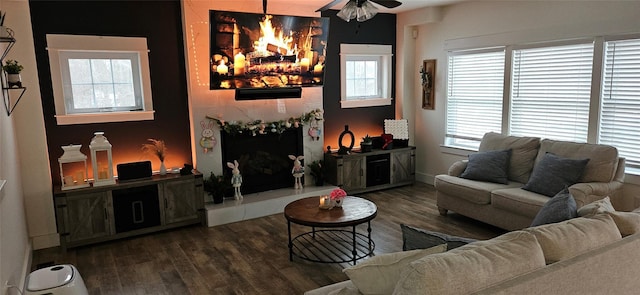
left=25, top=264, right=88, bottom=295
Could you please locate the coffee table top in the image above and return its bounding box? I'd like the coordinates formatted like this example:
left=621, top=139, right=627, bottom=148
left=284, top=196, right=377, bottom=227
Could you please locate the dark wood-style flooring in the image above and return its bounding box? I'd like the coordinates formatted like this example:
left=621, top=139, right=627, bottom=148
left=32, top=182, right=505, bottom=294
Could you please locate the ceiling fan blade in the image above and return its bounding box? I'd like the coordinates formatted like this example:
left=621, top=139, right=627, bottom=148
left=315, top=0, right=346, bottom=12
left=369, top=0, right=402, bottom=9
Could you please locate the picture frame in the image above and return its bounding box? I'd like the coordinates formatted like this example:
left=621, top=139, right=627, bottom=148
left=421, top=59, right=436, bottom=110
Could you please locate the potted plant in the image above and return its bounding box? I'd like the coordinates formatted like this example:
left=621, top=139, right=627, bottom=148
left=203, top=172, right=230, bottom=204
left=3, top=59, right=23, bottom=88
left=308, top=160, right=326, bottom=186
left=360, top=134, right=373, bottom=152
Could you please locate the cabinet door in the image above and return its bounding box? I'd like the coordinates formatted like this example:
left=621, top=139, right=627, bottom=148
left=391, top=149, right=415, bottom=184
left=57, top=191, right=112, bottom=244
left=163, top=179, right=199, bottom=224
left=341, top=156, right=365, bottom=191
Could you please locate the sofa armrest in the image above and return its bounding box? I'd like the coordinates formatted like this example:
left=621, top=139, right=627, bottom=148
left=448, top=160, right=468, bottom=177
left=570, top=181, right=624, bottom=208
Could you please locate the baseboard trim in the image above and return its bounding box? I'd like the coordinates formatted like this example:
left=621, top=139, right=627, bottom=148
left=415, top=172, right=435, bottom=186
left=21, top=240, right=33, bottom=292
left=31, top=233, right=60, bottom=250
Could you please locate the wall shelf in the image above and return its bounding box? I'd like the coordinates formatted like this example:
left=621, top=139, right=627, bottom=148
left=1, top=35, right=26, bottom=115
left=3, top=86, right=26, bottom=115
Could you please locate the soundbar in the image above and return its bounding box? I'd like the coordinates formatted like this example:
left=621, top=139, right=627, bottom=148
left=235, top=87, right=302, bottom=100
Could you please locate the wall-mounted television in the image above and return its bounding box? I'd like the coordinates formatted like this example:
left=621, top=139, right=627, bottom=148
left=209, top=10, right=329, bottom=90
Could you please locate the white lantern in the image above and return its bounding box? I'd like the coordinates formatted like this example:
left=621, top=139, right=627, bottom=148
left=90, top=132, right=116, bottom=186
left=58, top=144, right=90, bottom=190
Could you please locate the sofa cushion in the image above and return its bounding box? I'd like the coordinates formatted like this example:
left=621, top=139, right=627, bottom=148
left=479, top=132, right=541, bottom=183
left=491, top=188, right=549, bottom=218
left=530, top=187, right=578, bottom=227
left=537, top=139, right=619, bottom=183
left=523, top=153, right=589, bottom=197
left=401, top=224, right=477, bottom=251
left=393, top=231, right=545, bottom=295
left=606, top=211, right=640, bottom=236
left=434, top=174, right=521, bottom=205
left=525, top=214, right=621, bottom=264
left=343, top=244, right=447, bottom=295
left=577, top=196, right=615, bottom=217
left=460, top=149, right=512, bottom=184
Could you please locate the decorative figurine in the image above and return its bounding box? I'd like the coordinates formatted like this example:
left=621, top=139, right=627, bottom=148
left=227, top=160, right=243, bottom=200
left=200, top=120, right=216, bottom=153
left=289, top=155, right=305, bottom=189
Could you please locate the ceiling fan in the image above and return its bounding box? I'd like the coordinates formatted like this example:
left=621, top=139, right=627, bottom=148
left=316, top=0, right=402, bottom=22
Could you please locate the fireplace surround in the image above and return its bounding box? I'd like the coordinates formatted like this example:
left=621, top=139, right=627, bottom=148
left=220, top=128, right=304, bottom=196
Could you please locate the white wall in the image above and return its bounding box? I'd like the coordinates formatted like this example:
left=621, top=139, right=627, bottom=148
left=0, top=3, right=32, bottom=290
left=399, top=1, right=640, bottom=210
left=182, top=0, right=326, bottom=192
left=2, top=0, right=56, bottom=250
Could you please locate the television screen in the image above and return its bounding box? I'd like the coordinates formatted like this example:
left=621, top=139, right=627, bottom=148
left=209, top=10, right=329, bottom=90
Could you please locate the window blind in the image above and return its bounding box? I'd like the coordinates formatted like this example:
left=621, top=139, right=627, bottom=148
left=510, top=43, right=593, bottom=142
left=600, top=38, right=640, bottom=168
left=446, top=50, right=505, bottom=149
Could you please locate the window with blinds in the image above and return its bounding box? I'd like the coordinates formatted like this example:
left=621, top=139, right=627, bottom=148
left=600, top=38, right=640, bottom=169
left=510, top=42, right=594, bottom=142
left=446, top=50, right=505, bottom=149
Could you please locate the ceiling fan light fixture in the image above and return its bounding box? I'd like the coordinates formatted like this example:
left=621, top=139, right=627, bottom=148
left=337, top=0, right=378, bottom=22
left=337, top=0, right=358, bottom=22
left=356, top=1, right=378, bottom=22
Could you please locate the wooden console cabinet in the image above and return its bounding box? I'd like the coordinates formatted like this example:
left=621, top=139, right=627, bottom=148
left=324, top=147, right=415, bottom=194
left=54, top=172, right=204, bottom=249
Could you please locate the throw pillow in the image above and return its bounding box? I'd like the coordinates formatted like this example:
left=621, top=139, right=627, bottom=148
left=523, top=152, right=590, bottom=197
left=530, top=187, right=577, bottom=227
left=342, top=244, right=447, bottom=295
left=577, top=196, right=616, bottom=217
left=460, top=149, right=512, bottom=184
left=400, top=224, right=477, bottom=251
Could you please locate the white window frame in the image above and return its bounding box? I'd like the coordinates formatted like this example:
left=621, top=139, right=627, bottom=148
left=443, top=33, right=640, bottom=175
left=445, top=48, right=506, bottom=150
left=47, top=34, right=154, bottom=125
left=339, top=44, right=393, bottom=108
left=509, top=40, right=594, bottom=143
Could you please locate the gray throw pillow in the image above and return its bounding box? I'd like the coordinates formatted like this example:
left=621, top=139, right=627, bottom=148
left=401, top=224, right=477, bottom=251
left=530, top=187, right=578, bottom=227
left=522, top=152, right=589, bottom=197
left=460, top=149, right=512, bottom=184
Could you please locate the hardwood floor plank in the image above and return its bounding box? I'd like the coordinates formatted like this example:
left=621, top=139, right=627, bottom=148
left=32, top=183, right=504, bottom=294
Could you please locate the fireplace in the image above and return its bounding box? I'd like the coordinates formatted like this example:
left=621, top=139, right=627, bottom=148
left=221, top=128, right=304, bottom=196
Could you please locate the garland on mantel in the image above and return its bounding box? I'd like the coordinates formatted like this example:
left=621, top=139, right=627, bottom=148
left=206, top=109, right=324, bottom=136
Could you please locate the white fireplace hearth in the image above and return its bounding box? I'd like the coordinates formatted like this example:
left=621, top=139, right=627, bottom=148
left=205, top=185, right=337, bottom=227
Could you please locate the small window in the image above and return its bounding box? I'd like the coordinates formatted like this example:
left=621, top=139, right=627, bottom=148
left=47, top=34, right=154, bottom=125
left=340, top=44, right=392, bottom=108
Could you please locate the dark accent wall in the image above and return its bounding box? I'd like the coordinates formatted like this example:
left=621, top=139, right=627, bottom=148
left=29, top=0, right=192, bottom=185
left=321, top=10, right=396, bottom=149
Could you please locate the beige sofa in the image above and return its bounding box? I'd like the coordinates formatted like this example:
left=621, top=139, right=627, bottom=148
left=305, top=211, right=640, bottom=295
left=434, top=132, right=625, bottom=230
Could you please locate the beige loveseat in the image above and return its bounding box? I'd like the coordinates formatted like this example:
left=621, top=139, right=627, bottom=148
left=305, top=211, right=640, bottom=294
left=434, top=132, right=625, bottom=230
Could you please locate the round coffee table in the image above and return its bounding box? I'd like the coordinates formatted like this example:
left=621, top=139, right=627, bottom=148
left=284, top=196, right=377, bottom=265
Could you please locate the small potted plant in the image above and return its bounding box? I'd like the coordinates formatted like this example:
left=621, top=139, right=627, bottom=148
left=360, top=134, right=373, bottom=152
left=203, top=172, right=230, bottom=204
left=308, top=160, right=326, bottom=186
left=3, top=59, right=23, bottom=88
